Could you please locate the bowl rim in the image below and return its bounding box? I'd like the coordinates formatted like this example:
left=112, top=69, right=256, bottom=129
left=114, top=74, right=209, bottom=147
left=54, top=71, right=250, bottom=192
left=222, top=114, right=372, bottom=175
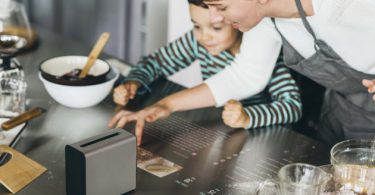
left=39, top=65, right=119, bottom=88
left=39, top=55, right=112, bottom=86
left=330, top=139, right=375, bottom=165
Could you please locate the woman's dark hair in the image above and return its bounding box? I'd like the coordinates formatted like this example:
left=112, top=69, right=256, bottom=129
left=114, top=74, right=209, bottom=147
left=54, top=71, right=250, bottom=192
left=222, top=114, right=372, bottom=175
left=188, top=0, right=208, bottom=9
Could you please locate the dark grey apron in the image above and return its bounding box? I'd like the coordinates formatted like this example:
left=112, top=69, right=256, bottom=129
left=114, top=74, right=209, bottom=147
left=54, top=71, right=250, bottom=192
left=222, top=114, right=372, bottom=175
left=272, top=0, right=375, bottom=146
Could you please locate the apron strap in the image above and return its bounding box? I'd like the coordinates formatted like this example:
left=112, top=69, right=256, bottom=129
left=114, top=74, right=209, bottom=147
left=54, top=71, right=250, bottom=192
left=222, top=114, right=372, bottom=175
left=270, top=18, right=283, bottom=35
left=295, top=0, right=320, bottom=51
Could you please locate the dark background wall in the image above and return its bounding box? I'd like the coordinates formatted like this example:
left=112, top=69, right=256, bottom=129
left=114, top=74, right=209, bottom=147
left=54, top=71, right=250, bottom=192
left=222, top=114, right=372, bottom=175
left=19, top=0, right=168, bottom=64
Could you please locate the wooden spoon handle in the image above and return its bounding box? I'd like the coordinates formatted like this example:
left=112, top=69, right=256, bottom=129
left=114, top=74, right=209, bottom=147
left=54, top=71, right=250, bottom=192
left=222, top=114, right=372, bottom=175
left=1, top=107, right=46, bottom=130
left=79, top=32, right=110, bottom=78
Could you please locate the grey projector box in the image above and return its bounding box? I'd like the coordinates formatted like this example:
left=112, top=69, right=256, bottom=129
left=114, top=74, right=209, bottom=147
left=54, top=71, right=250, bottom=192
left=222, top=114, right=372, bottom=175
left=65, top=128, right=136, bottom=195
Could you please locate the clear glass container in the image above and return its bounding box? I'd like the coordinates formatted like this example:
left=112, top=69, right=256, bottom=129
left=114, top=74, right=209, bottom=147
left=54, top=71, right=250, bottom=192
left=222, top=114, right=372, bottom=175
left=257, top=163, right=331, bottom=195
left=0, top=73, right=27, bottom=117
left=328, top=139, right=375, bottom=194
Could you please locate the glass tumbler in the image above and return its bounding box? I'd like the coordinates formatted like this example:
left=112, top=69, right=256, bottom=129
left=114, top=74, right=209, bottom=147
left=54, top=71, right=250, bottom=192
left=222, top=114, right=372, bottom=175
left=0, top=76, right=27, bottom=117
left=257, top=163, right=331, bottom=195
left=330, top=139, right=375, bottom=194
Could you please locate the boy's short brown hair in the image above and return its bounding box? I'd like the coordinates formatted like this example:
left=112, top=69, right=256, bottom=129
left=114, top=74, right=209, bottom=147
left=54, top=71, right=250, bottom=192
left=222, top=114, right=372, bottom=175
left=188, top=0, right=208, bottom=9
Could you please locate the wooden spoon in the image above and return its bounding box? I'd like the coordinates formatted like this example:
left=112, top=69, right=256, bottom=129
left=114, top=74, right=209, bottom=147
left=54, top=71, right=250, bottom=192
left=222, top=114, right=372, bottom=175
left=78, top=32, right=110, bottom=79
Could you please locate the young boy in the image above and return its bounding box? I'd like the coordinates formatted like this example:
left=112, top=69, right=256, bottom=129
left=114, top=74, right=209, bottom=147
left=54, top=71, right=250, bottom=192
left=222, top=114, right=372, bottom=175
left=109, top=0, right=302, bottom=145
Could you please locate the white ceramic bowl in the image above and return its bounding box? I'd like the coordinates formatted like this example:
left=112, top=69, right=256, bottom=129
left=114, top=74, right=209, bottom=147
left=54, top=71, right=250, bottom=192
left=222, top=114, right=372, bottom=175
left=39, top=66, right=119, bottom=108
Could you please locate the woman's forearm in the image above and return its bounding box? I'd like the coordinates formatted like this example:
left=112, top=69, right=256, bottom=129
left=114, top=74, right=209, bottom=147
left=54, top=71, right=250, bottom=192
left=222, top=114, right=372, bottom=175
left=157, top=83, right=217, bottom=112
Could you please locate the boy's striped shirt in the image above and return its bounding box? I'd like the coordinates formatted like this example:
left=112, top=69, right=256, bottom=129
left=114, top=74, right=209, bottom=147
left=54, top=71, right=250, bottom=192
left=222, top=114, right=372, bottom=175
left=125, top=30, right=302, bottom=129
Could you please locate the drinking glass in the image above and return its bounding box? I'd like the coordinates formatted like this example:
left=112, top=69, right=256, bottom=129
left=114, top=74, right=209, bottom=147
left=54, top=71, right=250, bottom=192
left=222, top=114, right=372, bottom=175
left=257, top=163, right=331, bottom=195
left=0, top=75, right=27, bottom=117
left=0, top=0, right=30, bottom=118
left=330, top=139, right=375, bottom=194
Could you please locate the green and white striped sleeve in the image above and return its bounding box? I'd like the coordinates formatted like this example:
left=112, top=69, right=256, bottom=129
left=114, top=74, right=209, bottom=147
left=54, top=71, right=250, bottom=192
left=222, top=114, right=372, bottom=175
left=124, top=30, right=197, bottom=91
left=243, top=62, right=302, bottom=129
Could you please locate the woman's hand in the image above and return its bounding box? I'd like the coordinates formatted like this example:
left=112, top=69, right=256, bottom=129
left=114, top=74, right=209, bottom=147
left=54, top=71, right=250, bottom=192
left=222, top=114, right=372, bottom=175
left=109, top=83, right=217, bottom=145
left=108, top=102, right=172, bottom=146
left=222, top=99, right=249, bottom=129
left=362, top=79, right=375, bottom=101
left=113, top=81, right=140, bottom=106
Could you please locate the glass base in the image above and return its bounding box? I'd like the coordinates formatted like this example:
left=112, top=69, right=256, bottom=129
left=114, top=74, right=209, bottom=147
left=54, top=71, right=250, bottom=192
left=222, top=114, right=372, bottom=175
left=0, top=56, right=22, bottom=71
left=0, top=57, right=24, bottom=79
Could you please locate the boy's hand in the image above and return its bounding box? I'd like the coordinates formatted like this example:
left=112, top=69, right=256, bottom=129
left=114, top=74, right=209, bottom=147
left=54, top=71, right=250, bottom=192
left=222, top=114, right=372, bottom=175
left=222, top=99, right=249, bottom=129
left=362, top=79, right=375, bottom=102
left=113, top=81, right=140, bottom=106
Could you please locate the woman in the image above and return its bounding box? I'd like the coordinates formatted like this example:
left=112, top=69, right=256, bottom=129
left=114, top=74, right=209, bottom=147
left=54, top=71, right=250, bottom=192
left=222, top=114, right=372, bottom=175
left=198, top=0, right=375, bottom=145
